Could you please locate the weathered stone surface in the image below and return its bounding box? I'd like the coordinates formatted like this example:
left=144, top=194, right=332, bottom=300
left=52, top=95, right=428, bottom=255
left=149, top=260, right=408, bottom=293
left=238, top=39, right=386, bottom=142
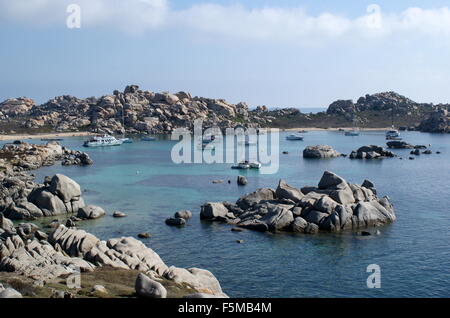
left=135, top=273, right=167, bottom=298
left=236, top=188, right=275, bottom=210
left=48, top=174, right=81, bottom=203
left=276, top=179, right=303, bottom=202
left=77, top=205, right=106, bottom=219
left=200, top=202, right=229, bottom=220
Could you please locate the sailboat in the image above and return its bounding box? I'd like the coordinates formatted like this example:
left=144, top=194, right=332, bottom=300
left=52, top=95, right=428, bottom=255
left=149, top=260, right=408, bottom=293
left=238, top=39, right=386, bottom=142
left=386, top=107, right=401, bottom=140
left=345, top=118, right=360, bottom=136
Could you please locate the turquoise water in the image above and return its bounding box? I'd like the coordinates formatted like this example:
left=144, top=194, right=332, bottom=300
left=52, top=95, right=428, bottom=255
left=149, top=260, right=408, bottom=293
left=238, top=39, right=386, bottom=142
left=4, top=130, right=450, bottom=297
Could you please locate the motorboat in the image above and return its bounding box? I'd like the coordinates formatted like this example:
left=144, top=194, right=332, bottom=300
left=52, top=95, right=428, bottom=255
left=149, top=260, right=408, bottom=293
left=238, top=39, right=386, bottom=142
left=83, top=134, right=123, bottom=147
left=286, top=134, right=304, bottom=141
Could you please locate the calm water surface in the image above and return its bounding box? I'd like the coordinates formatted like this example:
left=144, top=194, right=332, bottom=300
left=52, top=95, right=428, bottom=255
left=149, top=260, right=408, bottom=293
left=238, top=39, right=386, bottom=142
left=3, top=130, right=449, bottom=297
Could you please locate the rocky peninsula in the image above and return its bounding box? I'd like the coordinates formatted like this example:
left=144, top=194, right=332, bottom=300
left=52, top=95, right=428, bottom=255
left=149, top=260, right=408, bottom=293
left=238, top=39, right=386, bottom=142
left=0, top=142, right=226, bottom=298
left=200, top=171, right=396, bottom=234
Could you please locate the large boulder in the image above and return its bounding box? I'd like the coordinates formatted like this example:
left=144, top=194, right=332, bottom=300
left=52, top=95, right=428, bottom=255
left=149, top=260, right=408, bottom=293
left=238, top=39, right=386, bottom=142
left=260, top=206, right=294, bottom=231
left=77, top=205, right=105, bottom=219
left=236, top=188, right=276, bottom=210
left=200, top=202, right=229, bottom=220
left=48, top=174, right=81, bottom=203
left=28, top=188, right=67, bottom=216
left=318, top=171, right=347, bottom=189
left=135, top=273, right=167, bottom=298
left=303, top=145, right=341, bottom=159
left=275, top=180, right=303, bottom=202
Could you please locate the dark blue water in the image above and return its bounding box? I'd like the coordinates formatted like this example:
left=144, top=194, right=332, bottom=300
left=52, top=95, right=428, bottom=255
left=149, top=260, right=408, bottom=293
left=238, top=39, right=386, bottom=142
left=3, top=130, right=449, bottom=297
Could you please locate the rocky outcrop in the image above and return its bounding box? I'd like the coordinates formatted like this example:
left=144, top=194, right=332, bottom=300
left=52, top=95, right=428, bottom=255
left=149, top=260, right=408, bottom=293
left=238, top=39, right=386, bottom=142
left=349, top=145, right=396, bottom=159
left=386, top=141, right=415, bottom=149
left=327, top=92, right=425, bottom=116
left=0, top=98, right=35, bottom=117
left=0, top=142, right=93, bottom=220
left=418, top=108, right=450, bottom=133
left=0, top=85, right=263, bottom=135
left=0, top=174, right=87, bottom=220
left=303, top=145, right=341, bottom=159
left=200, top=171, right=396, bottom=234
left=0, top=221, right=226, bottom=297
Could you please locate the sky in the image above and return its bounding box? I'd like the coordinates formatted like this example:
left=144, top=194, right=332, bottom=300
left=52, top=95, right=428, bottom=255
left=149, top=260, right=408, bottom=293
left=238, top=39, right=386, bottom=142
left=1, top=0, right=450, bottom=108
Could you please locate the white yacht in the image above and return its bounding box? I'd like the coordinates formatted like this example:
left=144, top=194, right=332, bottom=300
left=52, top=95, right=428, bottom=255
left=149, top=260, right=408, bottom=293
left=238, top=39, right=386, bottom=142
left=83, top=134, right=123, bottom=147
left=286, top=134, right=304, bottom=141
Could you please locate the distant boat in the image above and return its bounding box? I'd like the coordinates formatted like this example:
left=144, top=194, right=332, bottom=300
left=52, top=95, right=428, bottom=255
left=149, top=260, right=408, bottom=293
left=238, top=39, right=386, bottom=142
left=386, top=128, right=400, bottom=139
left=83, top=134, right=123, bottom=147
left=286, top=134, right=304, bottom=140
left=231, top=161, right=261, bottom=170
left=298, top=130, right=308, bottom=133
left=120, top=138, right=133, bottom=144
left=202, top=135, right=216, bottom=145
left=41, top=138, right=64, bottom=142
left=141, top=136, right=156, bottom=141
left=344, top=130, right=360, bottom=136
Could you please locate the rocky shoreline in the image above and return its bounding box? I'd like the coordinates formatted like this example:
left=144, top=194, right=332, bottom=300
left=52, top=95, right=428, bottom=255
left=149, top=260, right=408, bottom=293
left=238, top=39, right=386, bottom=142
left=0, top=142, right=227, bottom=298
left=200, top=171, right=396, bottom=234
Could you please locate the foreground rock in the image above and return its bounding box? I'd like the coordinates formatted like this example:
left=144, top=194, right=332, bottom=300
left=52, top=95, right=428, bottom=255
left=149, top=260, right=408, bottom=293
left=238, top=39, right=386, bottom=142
left=349, top=145, right=396, bottom=159
left=0, top=223, right=227, bottom=297
left=303, top=145, right=341, bottom=159
left=200, top=171, right=396, bottom=234
left=135, top=273, right=167, bottom=298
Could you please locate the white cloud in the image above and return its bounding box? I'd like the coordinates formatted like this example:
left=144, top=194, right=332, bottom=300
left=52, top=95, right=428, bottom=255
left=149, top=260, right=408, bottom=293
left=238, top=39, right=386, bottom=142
left=1, top=0, right=450, bottom=42
left=0, top=0, right=169, bottom=33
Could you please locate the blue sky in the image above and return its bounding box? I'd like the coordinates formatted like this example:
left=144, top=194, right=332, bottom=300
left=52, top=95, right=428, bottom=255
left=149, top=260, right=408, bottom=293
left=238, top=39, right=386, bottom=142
left=1, top=0, right=450, bottom=108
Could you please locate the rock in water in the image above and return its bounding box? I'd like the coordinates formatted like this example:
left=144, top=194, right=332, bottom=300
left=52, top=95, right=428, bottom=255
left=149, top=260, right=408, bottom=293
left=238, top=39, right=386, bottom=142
left=135, top=273, right=167, bottom=298
left=174, top=210, right=192, bottom=220
left=113, top=211, right=127, bottom=218
left=303, top=145, right=341, bottom=158
left=165, top=217, right=186, bottom=226
left=77, top=205, right=106, bottom=219
left=200, top=202, right=229, bottom=220
left=387, top=141, right=414, bottom=149
left=200, top=171, right=396, bottom=235
left=237, top=176, right=248, bottom=186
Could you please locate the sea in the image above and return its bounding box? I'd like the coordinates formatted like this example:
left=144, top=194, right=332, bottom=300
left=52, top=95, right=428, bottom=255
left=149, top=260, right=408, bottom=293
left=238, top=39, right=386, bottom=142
left=2, top=130, right=449, bottom=298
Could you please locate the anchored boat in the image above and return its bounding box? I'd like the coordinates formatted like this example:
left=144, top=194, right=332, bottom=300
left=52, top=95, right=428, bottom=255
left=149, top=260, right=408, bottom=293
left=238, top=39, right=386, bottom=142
left=231, top=161, right=261, bottom=170
left=83, top=134, right=123, bottom=147
left=286, top=134, right=304, bottom=141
